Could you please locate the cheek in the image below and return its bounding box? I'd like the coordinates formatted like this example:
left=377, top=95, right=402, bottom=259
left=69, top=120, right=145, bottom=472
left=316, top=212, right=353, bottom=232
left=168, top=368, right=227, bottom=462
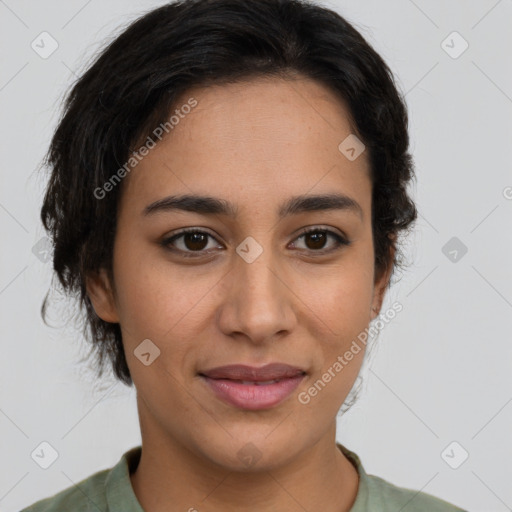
left=301, top=250, right=375, bottom=339
left=297, top=267, right=373, bottom=414
left=112, top=243, right=219, bottom=357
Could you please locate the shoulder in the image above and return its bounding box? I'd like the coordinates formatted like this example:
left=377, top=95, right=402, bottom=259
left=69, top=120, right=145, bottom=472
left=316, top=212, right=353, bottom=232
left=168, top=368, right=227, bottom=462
left=364, top=473, right=467, bottom=511
left=19, top=467, right=111, bottom=512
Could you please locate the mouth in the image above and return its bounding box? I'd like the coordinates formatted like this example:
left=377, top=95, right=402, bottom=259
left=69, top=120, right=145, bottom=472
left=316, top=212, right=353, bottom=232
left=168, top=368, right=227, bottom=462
left=198, top=363, right=307, bottom=410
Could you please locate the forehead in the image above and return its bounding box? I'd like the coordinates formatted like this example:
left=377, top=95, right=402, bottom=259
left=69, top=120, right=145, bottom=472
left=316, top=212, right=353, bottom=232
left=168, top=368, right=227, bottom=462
left=119, top=76, right=371, bottom=218
left=180, top=75, right=359, bottom=156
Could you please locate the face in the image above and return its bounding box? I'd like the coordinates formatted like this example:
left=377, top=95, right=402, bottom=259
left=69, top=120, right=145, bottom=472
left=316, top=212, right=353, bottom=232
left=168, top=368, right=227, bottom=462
left=87, top=76, right=392, bottom=471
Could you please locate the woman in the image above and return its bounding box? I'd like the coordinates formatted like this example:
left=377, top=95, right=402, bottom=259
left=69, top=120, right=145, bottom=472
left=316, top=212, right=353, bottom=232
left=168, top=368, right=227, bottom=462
left=22, top=0, right=466, bottom=510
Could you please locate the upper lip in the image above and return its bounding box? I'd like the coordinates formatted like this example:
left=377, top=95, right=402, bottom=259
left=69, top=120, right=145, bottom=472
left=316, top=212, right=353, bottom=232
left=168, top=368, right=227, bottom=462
left=199, top=363, right=306, bottom=381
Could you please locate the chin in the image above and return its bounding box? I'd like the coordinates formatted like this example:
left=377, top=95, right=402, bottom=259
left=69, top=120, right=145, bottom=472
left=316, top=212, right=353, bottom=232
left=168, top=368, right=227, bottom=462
left=192, top=425, right=308, bottom=473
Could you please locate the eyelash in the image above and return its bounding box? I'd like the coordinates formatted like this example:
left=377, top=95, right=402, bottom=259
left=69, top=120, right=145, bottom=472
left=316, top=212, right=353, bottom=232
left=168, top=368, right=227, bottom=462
left=160, top=226, right=351, bottom=258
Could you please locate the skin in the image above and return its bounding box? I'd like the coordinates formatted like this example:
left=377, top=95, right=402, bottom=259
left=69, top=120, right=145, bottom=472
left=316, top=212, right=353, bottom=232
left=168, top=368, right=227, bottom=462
left=86, top=75, right=394, bottom=512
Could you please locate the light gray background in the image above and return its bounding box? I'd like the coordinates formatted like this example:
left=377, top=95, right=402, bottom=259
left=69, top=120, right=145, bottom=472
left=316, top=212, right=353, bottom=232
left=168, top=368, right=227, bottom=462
left=1, top=1, right=511, bottom=511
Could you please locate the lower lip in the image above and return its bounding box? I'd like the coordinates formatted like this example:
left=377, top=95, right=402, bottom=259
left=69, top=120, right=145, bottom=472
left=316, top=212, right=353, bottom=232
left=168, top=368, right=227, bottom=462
left=200, top=375, right=305, bottom=410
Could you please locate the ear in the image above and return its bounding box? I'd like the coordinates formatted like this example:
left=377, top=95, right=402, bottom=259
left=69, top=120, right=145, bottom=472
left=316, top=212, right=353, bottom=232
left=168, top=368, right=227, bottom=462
left=370, top=241, right=395, bottom=320
left=85, top=269, right=119, bottom=323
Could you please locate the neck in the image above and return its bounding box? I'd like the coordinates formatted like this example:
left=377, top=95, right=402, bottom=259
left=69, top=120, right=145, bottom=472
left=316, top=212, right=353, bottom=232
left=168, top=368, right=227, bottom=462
left=130, top=419, right=359, bottom=512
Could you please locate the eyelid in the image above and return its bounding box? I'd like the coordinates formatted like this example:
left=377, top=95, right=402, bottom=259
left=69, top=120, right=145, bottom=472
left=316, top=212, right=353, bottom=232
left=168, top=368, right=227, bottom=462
left=294, top=225, right=348, bottom=242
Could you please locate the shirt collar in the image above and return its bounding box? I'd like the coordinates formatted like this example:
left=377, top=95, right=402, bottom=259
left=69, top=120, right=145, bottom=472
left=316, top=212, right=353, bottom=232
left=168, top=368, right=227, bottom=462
left=336, top=442, right=371, bottom=510
left=105, top=445, right=145, bottom=512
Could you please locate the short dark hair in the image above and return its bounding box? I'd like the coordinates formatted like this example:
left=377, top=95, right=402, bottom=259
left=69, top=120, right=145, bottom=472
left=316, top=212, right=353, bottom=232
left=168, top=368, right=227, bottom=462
left=40, top=0, right=417, bottom=386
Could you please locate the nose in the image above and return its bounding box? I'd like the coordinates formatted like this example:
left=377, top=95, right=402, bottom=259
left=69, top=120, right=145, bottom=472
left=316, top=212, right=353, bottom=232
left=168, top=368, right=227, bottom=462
left=216, top=242, right=297, bottom=345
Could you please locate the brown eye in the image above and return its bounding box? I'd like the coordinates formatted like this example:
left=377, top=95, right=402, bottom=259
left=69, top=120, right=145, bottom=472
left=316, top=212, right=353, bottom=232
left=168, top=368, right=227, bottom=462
left=161, top=229, right=222, bottom=257
left=291, top=228, right=350, bottom=254
left=304, top=231, right=328, bottom=250
left=182, top=232, right=209, bottom=251
left=161, top=226, right=350, bottom=259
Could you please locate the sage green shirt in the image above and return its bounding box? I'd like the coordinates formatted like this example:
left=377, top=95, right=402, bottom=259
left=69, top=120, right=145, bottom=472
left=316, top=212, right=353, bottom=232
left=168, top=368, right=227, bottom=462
left=21, top=443, right=467, bottom=511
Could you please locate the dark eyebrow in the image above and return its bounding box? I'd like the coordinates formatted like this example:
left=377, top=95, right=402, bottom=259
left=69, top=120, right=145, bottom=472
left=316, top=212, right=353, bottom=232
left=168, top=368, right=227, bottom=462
left=142, top=193, right=363, bottom=220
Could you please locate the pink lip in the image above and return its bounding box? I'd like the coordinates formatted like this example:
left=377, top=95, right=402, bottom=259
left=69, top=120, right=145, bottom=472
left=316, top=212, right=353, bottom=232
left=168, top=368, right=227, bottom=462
left=199, top=363, right=306, bottom=410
